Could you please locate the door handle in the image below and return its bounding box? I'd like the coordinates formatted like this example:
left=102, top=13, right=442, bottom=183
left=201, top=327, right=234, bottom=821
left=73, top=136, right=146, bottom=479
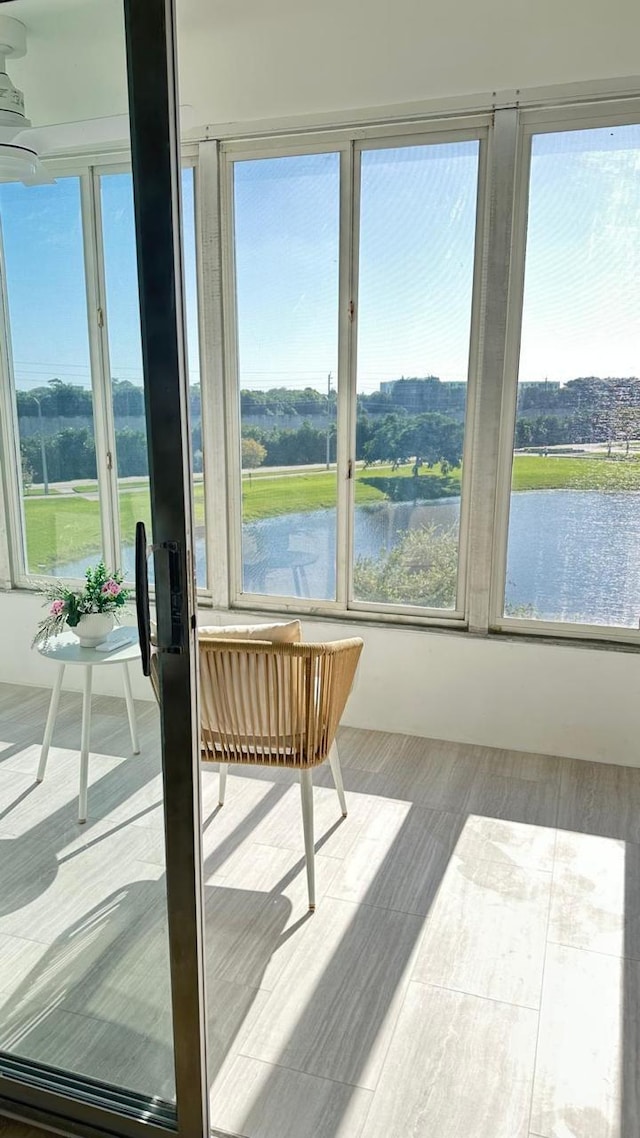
left=135, top=520, right=186, bottom=680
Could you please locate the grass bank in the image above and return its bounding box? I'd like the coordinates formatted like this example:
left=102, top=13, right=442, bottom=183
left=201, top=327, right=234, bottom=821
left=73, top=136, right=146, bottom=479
left=511, top=454, right=640, bottom=491
left=23, top=454, right=640, bottom=572
left=24, top=484, right=206, bottom=573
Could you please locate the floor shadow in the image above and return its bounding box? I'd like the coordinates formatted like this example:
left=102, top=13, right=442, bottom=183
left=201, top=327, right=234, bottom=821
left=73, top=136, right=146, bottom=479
left=204, top=884, right=293, bottom=1081
left=0, top=875, right=292, bottom=1102
left=0, top=704, right=165, bottom=916
left=224, top=734, right=562, bottom=1138
left=0, top=686, right=158, bottom=765
left=202, top=782, right=290, bottom=881
left=0, top=690, right=586, bottom=1138
left=0, top=880, right=176, bottom=1098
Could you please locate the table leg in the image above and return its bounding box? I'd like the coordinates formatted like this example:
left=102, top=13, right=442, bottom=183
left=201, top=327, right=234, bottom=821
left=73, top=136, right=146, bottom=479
left=122, top=661, right=140, bottom=754
left=78, top=664, right=93, bottom=824
left=37, top=663, right=65, bottom=782
left=297, top=564, right=310, bottom=596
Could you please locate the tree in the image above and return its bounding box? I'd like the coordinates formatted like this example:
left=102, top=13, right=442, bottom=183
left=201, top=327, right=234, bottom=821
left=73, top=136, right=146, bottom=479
left=114, top=429, right=149, bottom=477
left=21, top=454, right=33, bottom=489
left=362, top=414, right=407, bottom=468
left=354, top=524, right=457, bottom=608
left=112, top=379, right=145, bottom=417
left=363, top=412, right=463, bottom=470
left=242, top=437, right=267, bottom=469
left=515, top=418, right=534, bottom=448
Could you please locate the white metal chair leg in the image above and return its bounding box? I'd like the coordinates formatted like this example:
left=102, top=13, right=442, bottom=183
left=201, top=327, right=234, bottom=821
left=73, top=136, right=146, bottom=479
left=37, top=663, right=65, bottom=782
left=121, top=661, right=140, bottom=754
left=328, top=742, right=347, bottom=817
left=78, top=664, right=93, bottom=824
left=218, top=762, right=228, bottom=806
left=300, top=768, right=316, bottom=911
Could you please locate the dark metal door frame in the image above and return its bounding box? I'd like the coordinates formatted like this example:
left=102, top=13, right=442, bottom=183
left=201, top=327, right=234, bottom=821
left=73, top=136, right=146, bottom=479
left=125, top=0, right=209, bottom=1134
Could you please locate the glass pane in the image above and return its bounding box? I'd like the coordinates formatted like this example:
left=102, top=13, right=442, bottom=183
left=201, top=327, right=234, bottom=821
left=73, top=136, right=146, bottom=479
left=101, top=166, right=205, bottom=586
left=505, top=124, right=640, bottom=627
left=233, top=153, right=340, bottom=601
left=353, top=142, right=479, bottom=610
left=0, top=0, right=179, bottom=1117
left=0, top=177, right=102, bottom=577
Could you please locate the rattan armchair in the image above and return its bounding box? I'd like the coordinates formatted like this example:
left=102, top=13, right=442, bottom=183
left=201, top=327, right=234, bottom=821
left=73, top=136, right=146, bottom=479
left=199, top=634, right=364, bottom=910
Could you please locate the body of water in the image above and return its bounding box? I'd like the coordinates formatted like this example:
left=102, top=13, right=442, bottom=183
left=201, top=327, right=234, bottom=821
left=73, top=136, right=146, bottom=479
left=54, top=489, right=640, bottom=629
left=505, top=489, right=640, bottom=627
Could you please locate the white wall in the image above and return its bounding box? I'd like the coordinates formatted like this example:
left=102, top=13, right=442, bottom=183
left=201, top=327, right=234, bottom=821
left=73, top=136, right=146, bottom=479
left=177, top=0, right=640, bottom=127
left=7, top=0, right=640, bottom=135
left=3, top=589, right=640, bottom=768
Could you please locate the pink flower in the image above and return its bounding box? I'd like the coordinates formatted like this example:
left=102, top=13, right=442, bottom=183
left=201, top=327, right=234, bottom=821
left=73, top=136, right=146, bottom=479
left=101, top=580, right=121, bottom=597
left=50, top=599, right=65, bottom=616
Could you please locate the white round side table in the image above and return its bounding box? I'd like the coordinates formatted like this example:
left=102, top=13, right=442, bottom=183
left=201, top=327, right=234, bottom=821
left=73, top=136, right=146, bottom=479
left=37, top=626, right=142, bottom=823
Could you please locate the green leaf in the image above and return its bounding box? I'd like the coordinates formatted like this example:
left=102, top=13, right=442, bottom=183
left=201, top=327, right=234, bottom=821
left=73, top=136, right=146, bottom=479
left=66, top=594, right=80, bottom=627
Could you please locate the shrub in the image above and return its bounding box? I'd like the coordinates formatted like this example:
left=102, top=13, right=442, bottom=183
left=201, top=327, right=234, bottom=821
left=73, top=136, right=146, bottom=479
left=353, top=523, right=458, bottom=608
left=242, top=437, right=267, bottom=469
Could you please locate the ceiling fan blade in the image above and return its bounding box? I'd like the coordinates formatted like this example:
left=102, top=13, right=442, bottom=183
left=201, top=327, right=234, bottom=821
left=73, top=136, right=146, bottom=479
left=21, top=156, right=55, bottom=186
left=24, top=106, right=196, bottom=159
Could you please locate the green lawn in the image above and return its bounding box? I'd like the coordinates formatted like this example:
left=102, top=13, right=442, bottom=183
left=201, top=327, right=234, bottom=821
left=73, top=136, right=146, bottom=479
left=512, top=454, right=640, bottom=491
left=23, top=454, right=640, bottom=573
left=24, top=483, right=206, bottom=573
left=241, top=462, right=456, bottom=520
left=25, top=496, right=104, bottom=574
left=241, top=468, right=386, bottom=520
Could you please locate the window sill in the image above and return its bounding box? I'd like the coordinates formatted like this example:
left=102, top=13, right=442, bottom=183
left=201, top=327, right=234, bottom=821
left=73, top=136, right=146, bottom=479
left=196, top=592, right=640, bottom=653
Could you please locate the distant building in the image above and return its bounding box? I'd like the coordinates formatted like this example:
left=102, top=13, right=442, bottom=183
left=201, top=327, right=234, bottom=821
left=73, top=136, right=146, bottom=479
left=378, top=377, right=467, bottom=417
left=377, top=377, right=563, bottom=420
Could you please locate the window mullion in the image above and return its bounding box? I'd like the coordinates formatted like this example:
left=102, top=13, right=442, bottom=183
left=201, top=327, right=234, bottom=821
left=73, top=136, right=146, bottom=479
left=197, top=139, right=230, bottom=607
left=487, top=128, right=532, bottom=630
left=336, top=143, right=356, bottom=608
left=465, top=108, right=521, bottom=633
left=219, top=150, right=243, bottom=606
left=0, top=215, right=26, bottom=585
left=80, top=170, right=120, bottom=572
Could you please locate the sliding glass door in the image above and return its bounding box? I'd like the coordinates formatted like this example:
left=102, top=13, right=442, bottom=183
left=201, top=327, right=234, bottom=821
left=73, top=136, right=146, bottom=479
left=0, top=2, right=208, bottom=1136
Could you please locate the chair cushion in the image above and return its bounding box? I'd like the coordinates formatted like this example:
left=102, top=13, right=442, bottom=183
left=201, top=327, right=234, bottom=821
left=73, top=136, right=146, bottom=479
left=198, top=620, right=302, bottom=644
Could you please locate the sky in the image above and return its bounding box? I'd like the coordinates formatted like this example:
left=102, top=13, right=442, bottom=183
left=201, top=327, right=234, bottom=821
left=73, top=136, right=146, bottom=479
left=0, top=123, right=639, bottom=399
left=0, top=167, right=199, bottom=394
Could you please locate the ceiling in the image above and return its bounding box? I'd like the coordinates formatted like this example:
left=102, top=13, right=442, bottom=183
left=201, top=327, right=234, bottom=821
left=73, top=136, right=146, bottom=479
left=1, top=0, right=639, bottom=149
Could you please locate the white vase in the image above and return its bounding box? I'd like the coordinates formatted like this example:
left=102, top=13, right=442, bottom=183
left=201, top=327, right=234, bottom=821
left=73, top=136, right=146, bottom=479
left=71, top=612, right=115, bottom=648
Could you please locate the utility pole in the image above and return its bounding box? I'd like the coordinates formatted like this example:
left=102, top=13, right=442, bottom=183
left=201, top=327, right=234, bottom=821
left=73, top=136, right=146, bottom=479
left=326, top=372, right=332, bottom=470
left=33, top=396, right=49, bottom=495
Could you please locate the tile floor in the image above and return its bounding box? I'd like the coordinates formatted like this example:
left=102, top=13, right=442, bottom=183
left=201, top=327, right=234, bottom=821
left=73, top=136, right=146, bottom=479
left=0, top=681, right=639, bottom=1138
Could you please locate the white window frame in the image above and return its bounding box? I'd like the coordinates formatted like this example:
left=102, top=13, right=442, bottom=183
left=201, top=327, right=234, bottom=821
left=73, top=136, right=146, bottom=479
left=348, top=126, right=488, bottom=623
left=2, top=93, right=640, bottom=646
left=0, top=167, right=114, bottom=588
left=0, top=151, right=207, bottom=594
left=219, top=119, right=491, bottom=626
left=489, top=98, right=640, bottom=645
left=220, top=137, right=351, bottom=618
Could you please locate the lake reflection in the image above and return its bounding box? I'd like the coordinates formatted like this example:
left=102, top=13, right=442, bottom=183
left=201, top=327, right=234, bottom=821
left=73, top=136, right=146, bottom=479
left=505, top=490, right=640, bottom=626
left=55, top=490, right=640, bottom=628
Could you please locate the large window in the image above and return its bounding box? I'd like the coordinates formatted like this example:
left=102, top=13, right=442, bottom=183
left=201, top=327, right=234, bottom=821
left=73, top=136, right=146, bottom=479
left=0, top=177, right=103, bottom=578
left=225, top=136, right=482, bottom=616
left=353, top=141, right=479, bottom=613
left=3, top=108, right=640, bottom=643
left=100, top=165, right=205, bottom=587
left=503, top=124, right=640, bottom=630
left=232, top=153, right=340, bottom=602
left=0, top=164, right=202, bottom=587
